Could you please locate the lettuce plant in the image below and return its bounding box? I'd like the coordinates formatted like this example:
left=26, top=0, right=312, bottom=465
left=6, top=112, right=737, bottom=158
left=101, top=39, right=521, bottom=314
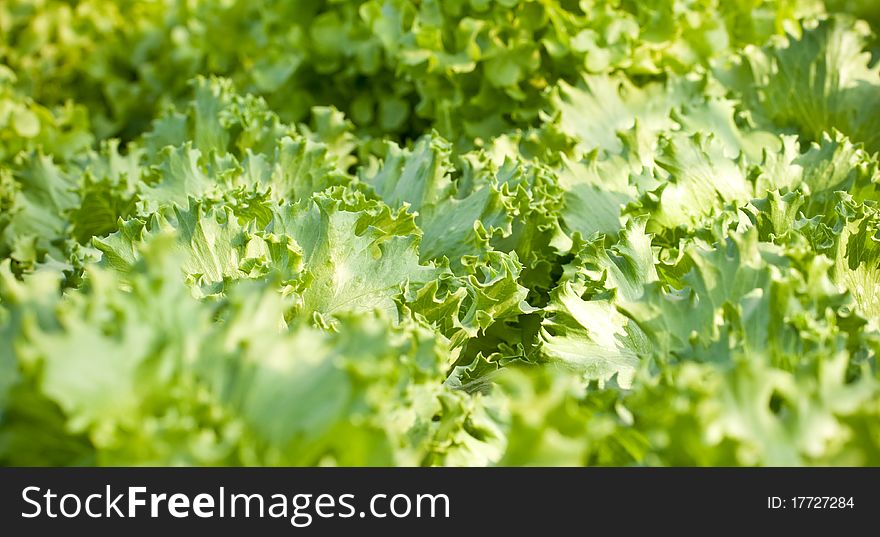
left=1, top=1, right=879, bottom=466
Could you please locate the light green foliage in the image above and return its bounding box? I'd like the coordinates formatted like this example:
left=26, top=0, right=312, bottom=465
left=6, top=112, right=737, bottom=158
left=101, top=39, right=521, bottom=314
left=1, top=1, right=879, bottom=466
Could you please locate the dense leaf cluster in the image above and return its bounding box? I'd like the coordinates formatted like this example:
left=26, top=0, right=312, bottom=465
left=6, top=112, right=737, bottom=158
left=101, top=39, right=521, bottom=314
left=1, top=1, right=879, bottom=465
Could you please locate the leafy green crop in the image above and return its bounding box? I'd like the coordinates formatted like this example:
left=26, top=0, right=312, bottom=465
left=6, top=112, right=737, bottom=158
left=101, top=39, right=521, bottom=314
left=1, top=1, right=879, bottom=466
